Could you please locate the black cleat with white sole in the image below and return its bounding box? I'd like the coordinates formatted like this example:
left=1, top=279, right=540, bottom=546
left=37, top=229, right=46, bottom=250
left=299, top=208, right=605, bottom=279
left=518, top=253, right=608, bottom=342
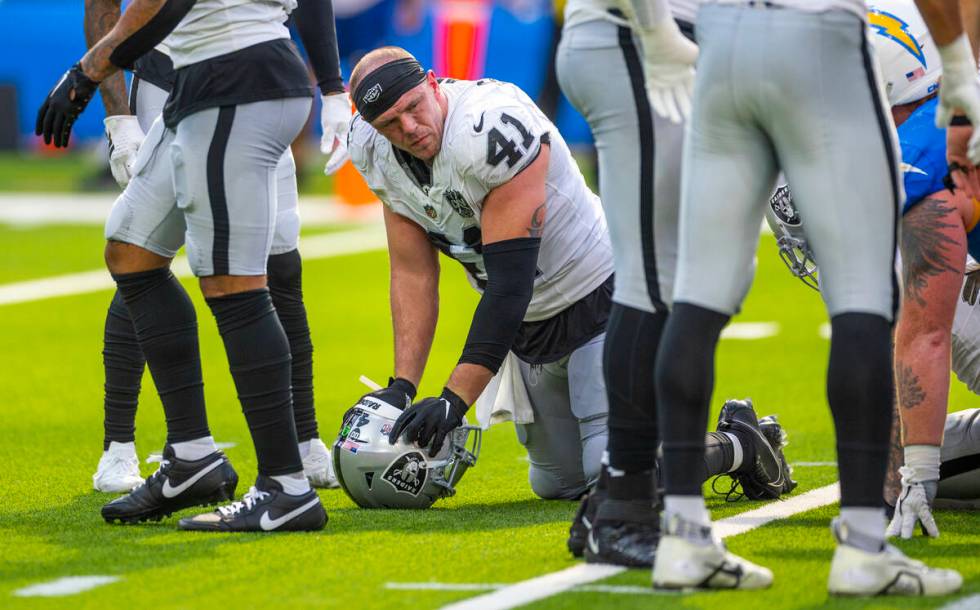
left=568, top=483, right=606, bottom=558
left=178, top=475, right=327, bottom=532
left=716, top=399, right=789, bottom=500
left=102, top=446, right=238, bottom=524
left=584, top=498, right=660, bottom=567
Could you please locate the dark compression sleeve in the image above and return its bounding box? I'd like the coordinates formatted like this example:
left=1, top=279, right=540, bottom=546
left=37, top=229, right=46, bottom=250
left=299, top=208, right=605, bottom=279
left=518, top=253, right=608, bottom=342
left=109, top=0, right=197, bottom=70
left=293, top=0, right=344, bottom=95
left=458, top=237, right=541, bottom=373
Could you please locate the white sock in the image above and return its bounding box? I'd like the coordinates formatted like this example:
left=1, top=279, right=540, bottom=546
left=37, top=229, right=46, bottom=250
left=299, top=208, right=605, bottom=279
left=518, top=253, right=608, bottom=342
left=723, top=432, right=743, bottom=472
left=170, top=436, right=217, bottom=461
left=839, top=507, right=886, bottom=544
left=273, top=472, right=311, bottom=495
left=665, top=495, right=710, bottom=526
left=298, top=440, right=312, bottom=459
left=904, top=445, right=941, bottom=482
left=106, top=441, right=136, bottom=455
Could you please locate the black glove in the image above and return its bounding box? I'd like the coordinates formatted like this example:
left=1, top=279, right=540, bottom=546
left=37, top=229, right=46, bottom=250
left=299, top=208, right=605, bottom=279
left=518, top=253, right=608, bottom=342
left=365, top=377, right=417, bottom=410
left=388, top=388, right=468, bottom=458
left=35, top=63, right=100, bottom=148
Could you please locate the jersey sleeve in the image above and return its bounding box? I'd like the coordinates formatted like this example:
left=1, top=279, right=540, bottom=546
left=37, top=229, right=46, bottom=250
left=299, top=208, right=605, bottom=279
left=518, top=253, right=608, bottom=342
left=451, top=90, right=551, bottom=192
left=347, top=115, right=395, bottom=208
left=900, top=140, right=948, bottom=213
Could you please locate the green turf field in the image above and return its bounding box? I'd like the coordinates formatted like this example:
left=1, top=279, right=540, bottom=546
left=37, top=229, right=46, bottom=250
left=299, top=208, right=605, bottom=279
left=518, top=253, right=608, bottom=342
left=0, top=218, right=977, bottom=609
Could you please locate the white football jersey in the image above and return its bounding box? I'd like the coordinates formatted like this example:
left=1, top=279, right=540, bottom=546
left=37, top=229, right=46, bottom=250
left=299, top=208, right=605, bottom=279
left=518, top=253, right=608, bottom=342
left=165, top=0, right=296, bottom=69
left=350, top=78, right=613, bottom=322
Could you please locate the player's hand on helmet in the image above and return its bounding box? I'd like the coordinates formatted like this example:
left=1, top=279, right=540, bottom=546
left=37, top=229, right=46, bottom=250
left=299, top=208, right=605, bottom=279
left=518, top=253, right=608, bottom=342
left=320, top=91, right=352, bottom=175
left=639, top=21, right=698, bottom=125
left=104, top=116, right=145, bottom=189
left=363, top=377, right=417, bottom=411
left=388, top=388, right=468, bottom=458
left=886, top=466, right=940, bottom=539
left=35, top=63, right=100, bottom=148
left=935, top=35, right=980, bottom=167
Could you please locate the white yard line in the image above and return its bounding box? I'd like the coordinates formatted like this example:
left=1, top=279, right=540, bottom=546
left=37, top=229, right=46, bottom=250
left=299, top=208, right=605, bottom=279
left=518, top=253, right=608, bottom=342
left=793, top=461, right=837, bottom=467
left=721, top=322, right=780, bottom=340
left=12, top=576, right=120, bottom=597
left=386, top=583, right=672, bottom=596
left=0, top=225, right=386, bottom=307
left=940, top=593, right=980, bottom=610
left=439, top=483, right=841, bottom=610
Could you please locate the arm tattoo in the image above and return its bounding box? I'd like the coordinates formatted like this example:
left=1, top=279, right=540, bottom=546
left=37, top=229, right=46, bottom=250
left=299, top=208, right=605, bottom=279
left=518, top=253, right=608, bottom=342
left=527, top=203, right=545, bottom=238
left=85, top=0, right=130, bottom=115
left=80, top=0, right=171, bottom=82
left=896, top=361, right=926, bottom=410
left=900, top=199, right=961, bottom=308
left=883, top=402, right=904, bottom=506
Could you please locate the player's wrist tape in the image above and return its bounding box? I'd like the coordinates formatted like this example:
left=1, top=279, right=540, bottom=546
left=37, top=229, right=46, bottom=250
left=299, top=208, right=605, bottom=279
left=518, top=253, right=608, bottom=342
left=951, top=114, right=973, bottom=126
left=389, top=377, right=417, bottom=400
left=353, top=58, right=426, bottom=122
left=440, top=387, right=470, bottom=415
left=458, top=237, right=541, bottom=374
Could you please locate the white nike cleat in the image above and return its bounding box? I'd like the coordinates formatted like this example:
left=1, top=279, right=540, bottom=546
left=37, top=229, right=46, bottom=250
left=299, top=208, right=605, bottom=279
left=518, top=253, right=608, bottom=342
left=93, top=441, right=144, bottom=493
left=828, top=518, right=962, bottom=596
left=303, top=438, right=339, bottom=489
left=652, top=514, right=773, bottom=590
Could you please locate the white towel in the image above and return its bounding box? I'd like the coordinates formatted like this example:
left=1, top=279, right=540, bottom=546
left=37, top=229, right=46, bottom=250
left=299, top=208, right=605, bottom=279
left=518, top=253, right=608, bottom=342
left=474, top=352, right=535, bottom=429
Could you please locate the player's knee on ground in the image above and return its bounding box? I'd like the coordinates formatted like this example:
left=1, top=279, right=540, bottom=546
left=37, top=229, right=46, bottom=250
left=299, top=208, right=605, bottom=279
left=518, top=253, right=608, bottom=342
left=528, top=464, right=589, bottom=500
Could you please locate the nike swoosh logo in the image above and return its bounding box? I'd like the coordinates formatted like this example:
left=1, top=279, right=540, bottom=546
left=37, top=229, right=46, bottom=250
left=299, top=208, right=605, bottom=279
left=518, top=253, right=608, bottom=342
left=259, top=497, right=321, bottom=531
left=161, top=459, right=224, bottom=498
left=901, top=162, right=927, bottom=176
left=473, top=112, right=485, bottom=133
left=586, top=530, right=600, bottom=555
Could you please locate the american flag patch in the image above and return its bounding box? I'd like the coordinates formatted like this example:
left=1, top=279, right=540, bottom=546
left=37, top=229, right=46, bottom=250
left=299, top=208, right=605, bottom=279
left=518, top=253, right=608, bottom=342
left=906, top=67, right=926, bottom=82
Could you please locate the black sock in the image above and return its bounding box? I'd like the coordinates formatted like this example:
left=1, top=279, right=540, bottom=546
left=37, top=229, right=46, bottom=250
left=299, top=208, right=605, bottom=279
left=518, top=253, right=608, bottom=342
left=207, top=288, right=302, bottom=476
left=102, top=290, right=145, bottom=450
left=654, top=303, right=730, bottom=496
left=828, top=312, right=893, bottom=508
left=113, top=268, right=210, bottom=444
left=603, top=304, right=666, bottom=478
left=268, top=250, right=318, bottom=442
left=702, top=431, right=737, bottom=479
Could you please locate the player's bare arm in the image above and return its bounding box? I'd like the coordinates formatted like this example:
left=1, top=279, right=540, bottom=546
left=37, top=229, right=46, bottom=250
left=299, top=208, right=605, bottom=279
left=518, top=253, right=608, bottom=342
left=84, top=0, right=128, bottom=116
left=445, top=144, right=551, bottom=405
left=384, top=205, right=440, bottom=388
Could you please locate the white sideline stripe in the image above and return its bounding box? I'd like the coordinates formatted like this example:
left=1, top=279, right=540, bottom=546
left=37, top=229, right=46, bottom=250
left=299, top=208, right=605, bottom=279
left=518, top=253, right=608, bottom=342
left=214, top=442, right=236, bottom=450
left=440, top=483, right=841, bottom=610
left=386, top=583, right=672, bottom=596
left=940, top=593, right=980, bottom=610
left=12, top=576, right=120, bottom=597
left=721, top=322, right=779, bottom=340
left=793, top=461, right=837, bottom=467
left=0, top=226, right=386, bottom=307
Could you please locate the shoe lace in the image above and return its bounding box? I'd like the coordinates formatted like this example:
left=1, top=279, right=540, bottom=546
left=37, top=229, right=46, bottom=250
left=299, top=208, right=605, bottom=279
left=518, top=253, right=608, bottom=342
left=217, top=486, right=269, bottom=517
left=711, top=474, right=745, bottom=502
left=132, top=454, right=168, bottom=490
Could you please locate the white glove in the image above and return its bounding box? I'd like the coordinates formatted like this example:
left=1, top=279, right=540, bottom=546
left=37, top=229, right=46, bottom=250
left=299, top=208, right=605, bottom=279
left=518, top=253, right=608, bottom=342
left=935, top=34, right=980, bottom=165
left=320, top=92, right=352, bottom=175
left=104, top=115, right=145, bottom=189
left=639, top=20, right=698, bottom=124
left=886, top=466, right=940, bottom=539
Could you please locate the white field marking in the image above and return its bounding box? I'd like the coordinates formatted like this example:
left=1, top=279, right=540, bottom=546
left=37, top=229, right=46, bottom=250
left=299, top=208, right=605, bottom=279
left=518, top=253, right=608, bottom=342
left=793, top=461, right=837, bottom=467
left=720, top=322, right=780, bottom=340
left=818, top=322, right=831, bottom=339
left=0, top=193, right=378, bottom=227
left=0, top=225, right=386, bottom=307
left=940, top=594, right=980, bottom=610
left=386, top=583, right=672, bottom=596
left=440, top=483, right=841, bottom=610
left=12, top=576, right=120, bottom=597
left=214, top=442, right=236, bottom=450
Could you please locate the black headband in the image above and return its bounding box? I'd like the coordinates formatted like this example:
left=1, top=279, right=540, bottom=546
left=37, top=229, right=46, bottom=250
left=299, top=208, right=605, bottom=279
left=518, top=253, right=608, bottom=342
left=353, top=58, right=427, bottom=122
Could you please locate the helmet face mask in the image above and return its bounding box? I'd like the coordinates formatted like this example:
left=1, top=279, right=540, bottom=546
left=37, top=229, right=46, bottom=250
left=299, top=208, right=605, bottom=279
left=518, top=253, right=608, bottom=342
left=766, top=184, right=820, bottom=291
left=332, top=396, right=481, bottom=509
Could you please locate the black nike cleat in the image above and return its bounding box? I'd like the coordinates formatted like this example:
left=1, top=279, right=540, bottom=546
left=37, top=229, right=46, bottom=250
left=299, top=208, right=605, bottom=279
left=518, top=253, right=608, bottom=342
left=178, top=475, right=327, bottom=532
left=584, top=499, right=660, bottom=567
left=568, top=484, right=605, bottom=558
left=716, top=399, right=788, bottom=500
left=759, top=415, right=797, bottom=495
left=102, top=446, right=238, bottom=524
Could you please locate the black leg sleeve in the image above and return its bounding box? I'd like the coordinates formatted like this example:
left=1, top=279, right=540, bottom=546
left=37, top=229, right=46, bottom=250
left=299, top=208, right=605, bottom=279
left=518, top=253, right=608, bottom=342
left=603, top=303, right=666, bottom=476
left=207, top=289, right=302, bottom=476
left=828, top=312, right=893, bottom=508
left=654, top=303, right=730, bottom=496
left=102, top=290, right=146, bottom=449
left=268, top=250, right=318, bottom=442
left=112, top=268, right=210, bottom=444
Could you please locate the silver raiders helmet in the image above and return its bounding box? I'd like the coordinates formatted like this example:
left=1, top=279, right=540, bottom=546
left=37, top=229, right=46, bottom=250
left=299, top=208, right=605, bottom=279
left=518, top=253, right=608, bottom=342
left=332, top=395, right=481, bottom=509
left=765, top=183, right=819, bottom=290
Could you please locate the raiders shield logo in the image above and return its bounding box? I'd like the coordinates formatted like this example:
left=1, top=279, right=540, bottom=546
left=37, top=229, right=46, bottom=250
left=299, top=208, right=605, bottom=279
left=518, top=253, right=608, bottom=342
left=445, top=189, right=473, bottom=218
left=769, top=185, right=801, bottom=226
left=362, top=83, right=383, bottom=104
left=382, top=451, right=427, bottom=496
left=424, top=204, right=438, bottom=219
